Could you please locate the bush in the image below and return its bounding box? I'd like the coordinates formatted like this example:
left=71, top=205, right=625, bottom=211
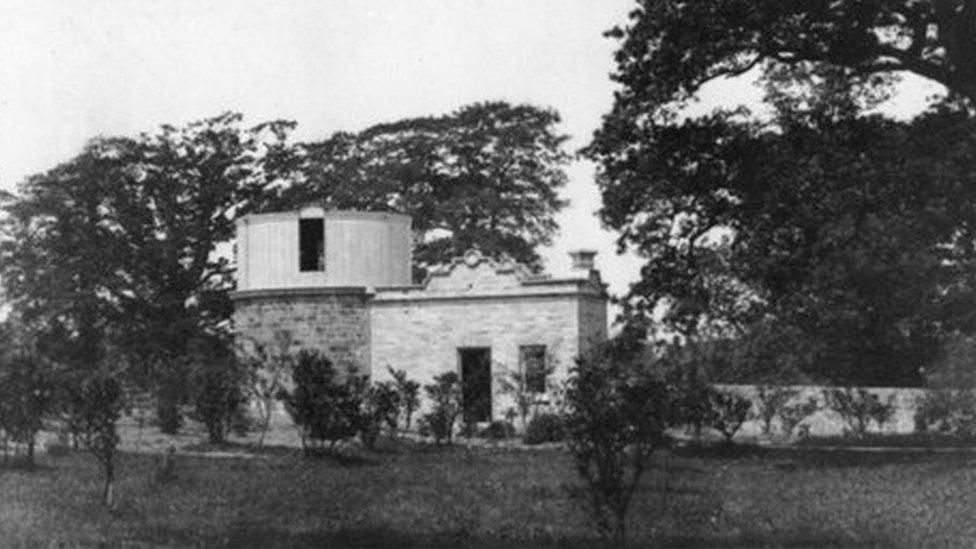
left=279, top=350, right=363, bottom=455
left=356, top=380, right=400, bottom=450
left=524, top=413, right=565, bottom=444
left=154, top=399, right=184, bottom=435
left=752, top=385, right=799, bottom=435
left=478, top=420, right=516, bottom=440
left=64, top=370, right=125, bottom=506
left=190, top=354, right=249, bottom=445
left=824, top=388, right=895, bottom=437
left=914, top=389, right=976, bottom=436
left=0, top=351, right=55, bottom=467
left=421, top=372, right=461, bottom=444
left=565, top=337, right=669, bottom=544
left=779, top=397, right=820, bottom=438
left=705, top=390, right=752, bottom=443
left=389, top=367, right=420, bottom=434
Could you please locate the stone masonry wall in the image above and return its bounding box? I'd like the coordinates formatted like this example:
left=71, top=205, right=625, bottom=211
left=231, top=288, right=372, bottom=374
left=370, top=294, right=583, bottom=421
left=578, top=294, right=608, bottom=358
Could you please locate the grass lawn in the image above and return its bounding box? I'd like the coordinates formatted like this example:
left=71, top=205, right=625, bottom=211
left=3, top=438, right=976, bottom=547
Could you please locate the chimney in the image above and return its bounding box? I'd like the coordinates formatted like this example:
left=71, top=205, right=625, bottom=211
left=568, top=249, right=597, bottom=272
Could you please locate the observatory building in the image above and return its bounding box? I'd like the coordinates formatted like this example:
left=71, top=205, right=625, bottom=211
left=231, top=207, right=607, bottom=423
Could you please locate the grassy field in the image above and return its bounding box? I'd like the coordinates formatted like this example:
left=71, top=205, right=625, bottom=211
left=3, top=437, right=976, bottom=547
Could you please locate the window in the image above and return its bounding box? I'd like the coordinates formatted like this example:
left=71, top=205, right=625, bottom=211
left=299, top=218, right=324, bottom=272
left=519, top=345, right=547, bottom=394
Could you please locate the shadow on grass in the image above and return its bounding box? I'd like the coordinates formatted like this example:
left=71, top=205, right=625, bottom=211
left=133, top=524, right=897, bottom=549
left=673, top=442, right=976, bottom=470
left=180, top=440, right=298, bottom=457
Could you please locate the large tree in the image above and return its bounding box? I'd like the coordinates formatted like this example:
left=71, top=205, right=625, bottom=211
left=605, top=0, right=976, bottom=114
left=276, top=101, right=570, bottom=277
left=0, top=113, right=295, bottom=402
left=588, top=50, right=976, bottom=384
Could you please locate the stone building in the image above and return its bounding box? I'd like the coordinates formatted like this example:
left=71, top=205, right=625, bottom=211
left=231, top=207, right=608, bottom=422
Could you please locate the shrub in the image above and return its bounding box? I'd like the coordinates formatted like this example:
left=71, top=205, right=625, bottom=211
left=154, top=398, right=184, bottom=435
left=565, top=337, right=669, bottom=544
left=524, top=412, right=565, bottom=444
left=914, top=389, right=976, bottom=436
left=279, top=350, right=363, bottom=455
left=706, top=390, right=752, bottom=443
left=190, top=355, right=249, bottom=445
left=0, top=351, right=55, bottom=467
left=356, top=380, right=400, bottom=450
left=752, top=385, right=799, bottom=435
left=478, top=420, right=516, bottom=440
left=389, top=367, right=420, bottom=434
left=779, top=397, right=820, bottom=438
left=421, top=372, right=461, bottom=444
left=824, top=388, right=895, bottom=437
left=64, top=370, right=125, bottom=506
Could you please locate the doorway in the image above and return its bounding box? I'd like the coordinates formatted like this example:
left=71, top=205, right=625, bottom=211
left=459, top=347, right=491, bottom=424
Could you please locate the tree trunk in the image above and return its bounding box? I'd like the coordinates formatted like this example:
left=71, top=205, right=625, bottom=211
left=26, top=436, right=35, bottom=467
left=102, top=456, right=115, bottom=507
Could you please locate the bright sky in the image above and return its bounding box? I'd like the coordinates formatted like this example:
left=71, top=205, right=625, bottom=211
left=0, top=1, right=941, bottom=315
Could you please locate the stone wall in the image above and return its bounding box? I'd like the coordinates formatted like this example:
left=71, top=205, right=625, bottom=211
left=370, top=294, right=584, bottom=420
left=715, top=384, right=928, bottom=439
left=578, top=294, right=608, bottom=357
left=231, top=287, right=372, bottom=374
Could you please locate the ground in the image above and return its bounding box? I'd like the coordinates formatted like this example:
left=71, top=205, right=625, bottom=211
left=3, top=422, right=976, bottom=547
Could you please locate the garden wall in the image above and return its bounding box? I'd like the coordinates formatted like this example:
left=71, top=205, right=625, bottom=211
left=714, top=384, right=928, bottom=439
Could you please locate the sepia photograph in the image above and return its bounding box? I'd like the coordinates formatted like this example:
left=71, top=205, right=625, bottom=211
left=0, top=1, right=971, bottom=546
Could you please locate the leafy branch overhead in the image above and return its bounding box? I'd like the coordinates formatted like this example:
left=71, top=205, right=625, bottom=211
left=606, top=0, right=976, bottom=114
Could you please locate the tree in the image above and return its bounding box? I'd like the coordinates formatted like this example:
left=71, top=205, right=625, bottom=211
left=564, top=336, right=669, bottom=544
left=0, top=113, right=297, bottom=427
left=63, top=369, right=126, bottom=506
left=603, top=0, right=976, bottom=115
left=275, top=102, right=569, bottom=278
left=587, top=62, right=976, bottom=385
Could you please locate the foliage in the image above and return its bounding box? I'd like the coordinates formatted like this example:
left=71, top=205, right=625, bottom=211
left=564, top=337, right=669, bottom=544
left=0, top=113, right=296, bottom=424
left=279, top=350, right=363, bottom=455
left=356, top=381, right=400, bottom=450
left=498, top=358, right=555, bottom=434
left=913, top=390, right=976, bottom=436
left=477, top=420, right=517, bottom=441
left=823, top=388, right=896, bottom=438
left=421, top=372, right=462, bottom=445
left=778, top=397, right=821, bottom=439
left=388, top=367, right=420, bottom=434
left=188, top=337, right=249, bottom=445
left=274, top=101, right=569, bottom=278
left=705, top=390, right=753, bottom=443
left=236, top=332, right=295, bottom=447
left=602, top=0, right=976, bottom=112
left=587, top=64, right=976, bottom=385
left=63, top=370, right=125, bottom=506
left=752, top=385, right=800, bottom=436
left=0, top=349, right=56, bottom=467
left=523, top=413, right=565, bottom=445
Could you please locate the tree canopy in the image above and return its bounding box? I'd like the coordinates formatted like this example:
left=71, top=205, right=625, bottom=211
left=275, top=101, right=570, bottom=278
left=606, top=0, right=976, bottom=114
left=588, top=10, right=976, bottom=385
left=0, top=112, right=295, bottom=388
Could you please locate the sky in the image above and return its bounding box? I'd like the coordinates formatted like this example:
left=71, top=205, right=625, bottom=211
left=0, top=1, right=943, bottom=308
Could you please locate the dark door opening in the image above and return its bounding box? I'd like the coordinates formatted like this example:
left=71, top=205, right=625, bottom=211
left=459, top=347, right=491, bottom=424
